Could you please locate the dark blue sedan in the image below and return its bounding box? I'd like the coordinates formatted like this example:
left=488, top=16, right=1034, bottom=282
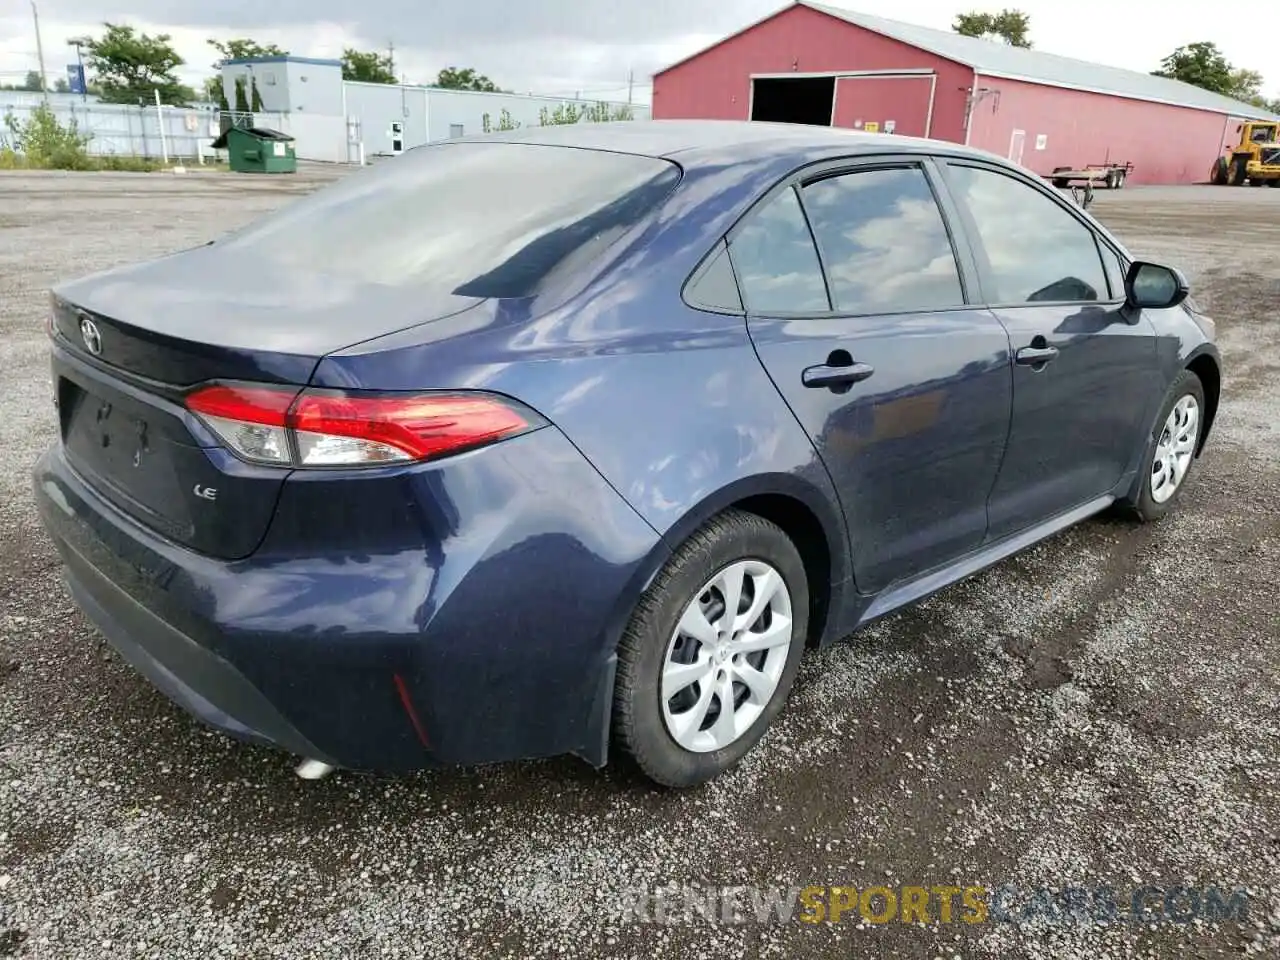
left=32, top=121, right=1220, bottom=787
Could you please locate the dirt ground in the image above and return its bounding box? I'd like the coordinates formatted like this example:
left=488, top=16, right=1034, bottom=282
left=0, top=168, right=1278, bottom=960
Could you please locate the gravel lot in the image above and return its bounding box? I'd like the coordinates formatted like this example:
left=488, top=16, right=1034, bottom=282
left=1, top=168, right=1278, bottom=960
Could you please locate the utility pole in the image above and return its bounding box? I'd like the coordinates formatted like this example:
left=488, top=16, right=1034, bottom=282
left=387, top=40, right=395, bottom=78
left=627, top=69, right=634, bottom=105
left=31, top=0, right=49, bottom=102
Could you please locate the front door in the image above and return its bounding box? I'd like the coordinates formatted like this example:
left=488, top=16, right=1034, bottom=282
left=1008, top=129, right=1026, bottom=166
left=729, top=161, right=1013, bottom=593
left=940, top=161, right=1162, bottom=539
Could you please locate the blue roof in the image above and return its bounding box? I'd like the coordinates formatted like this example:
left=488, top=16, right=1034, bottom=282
left=223, top=56, right=342, bottom=67
left=476, top=118, right=991, bottom=166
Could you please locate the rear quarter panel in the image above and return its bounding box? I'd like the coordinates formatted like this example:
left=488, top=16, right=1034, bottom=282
left=311, top=157, right=856, bottom=638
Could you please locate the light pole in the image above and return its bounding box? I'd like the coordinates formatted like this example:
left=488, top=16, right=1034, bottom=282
left=31, top=0, right=49, bottom=102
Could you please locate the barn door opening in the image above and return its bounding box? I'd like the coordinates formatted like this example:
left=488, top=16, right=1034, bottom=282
left=750, top=77, right=835, bottom=126
left=1008, top=129, right=1026, bottom=166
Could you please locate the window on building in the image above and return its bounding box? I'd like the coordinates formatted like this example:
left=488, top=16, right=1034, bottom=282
left=449, top=124, right=465, bottom=139
left=801, top=166, right=965, bottom=314
left=948, top=164, right=1108, bottom=304
left=728, top=187, right=829, bottom=314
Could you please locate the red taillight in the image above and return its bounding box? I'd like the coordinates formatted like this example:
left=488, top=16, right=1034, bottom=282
left=185, top=384, right=538, bottom=468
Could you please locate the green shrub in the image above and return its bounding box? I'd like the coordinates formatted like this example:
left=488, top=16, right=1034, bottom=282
left=3, top=104, right=93, bottom=169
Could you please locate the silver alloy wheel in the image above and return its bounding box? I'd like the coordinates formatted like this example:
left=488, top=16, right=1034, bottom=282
left=660, top=559, right=794, bottom=753
left=1150, top=394, right=1200, bottom=504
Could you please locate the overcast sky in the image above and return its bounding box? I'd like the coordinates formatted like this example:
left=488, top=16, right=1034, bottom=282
left=2, top=0, right=1276, bottom=103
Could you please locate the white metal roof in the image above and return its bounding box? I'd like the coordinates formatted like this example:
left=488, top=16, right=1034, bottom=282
left=800, top=2, right=1280, bottom=121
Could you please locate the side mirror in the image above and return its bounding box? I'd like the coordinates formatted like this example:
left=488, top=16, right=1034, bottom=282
left=1125, top=261, right=1189, bottom=310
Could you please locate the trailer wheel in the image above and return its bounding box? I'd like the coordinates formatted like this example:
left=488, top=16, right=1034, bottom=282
left=1114, top=170, right=1127, bottom=189
left=1052, top=177, right=1069, bottom=188
left=1105, top=170, right=1118, bottom=189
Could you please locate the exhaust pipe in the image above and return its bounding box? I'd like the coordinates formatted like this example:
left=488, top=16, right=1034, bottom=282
left=295, top=758, right=335, bottom=780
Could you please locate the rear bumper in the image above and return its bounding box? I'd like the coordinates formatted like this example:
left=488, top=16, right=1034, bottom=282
left=32, top=429, right=664, bottom=772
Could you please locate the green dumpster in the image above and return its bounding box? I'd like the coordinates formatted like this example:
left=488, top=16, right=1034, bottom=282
left=210, top=126, right=297, bottom=174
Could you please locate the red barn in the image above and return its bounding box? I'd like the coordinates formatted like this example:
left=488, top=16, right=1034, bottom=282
left=652, top=1, right=1280, bottom=185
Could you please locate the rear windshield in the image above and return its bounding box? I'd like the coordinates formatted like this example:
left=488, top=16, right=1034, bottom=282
left=214, top=141, right=681, bottom=298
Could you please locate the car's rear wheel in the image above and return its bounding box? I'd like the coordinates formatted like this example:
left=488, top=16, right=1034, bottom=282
left=613, top=509, right=808, bottom=788
left=1121, top=370, right=1206, bottom=522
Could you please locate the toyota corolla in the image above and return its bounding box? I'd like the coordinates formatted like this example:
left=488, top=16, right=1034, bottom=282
left=32, top=120, right=1220, bottom=787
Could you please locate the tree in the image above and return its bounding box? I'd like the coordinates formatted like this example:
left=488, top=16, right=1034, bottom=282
left=233, top=77, right=251, bottom=113
left=539, top=103, right=582, bottom=126
left=435, top=67, right=499, bottom=92
left=953, top=9, right=1031, bottom=47
left=342, top=48, right=396, bottom=84
left=481, top=109, right=520, bottom=133
left=22, top=70, right=44, bottom=92
left=1226, top=68, right=1264, bottom=104
left=208, top=39, right=288, bottom=66
left=69, top=23, right=193, bottom=105
left=250, top=77, right=265, bottom=111
left=1152, top=42, right=1234, bottom=95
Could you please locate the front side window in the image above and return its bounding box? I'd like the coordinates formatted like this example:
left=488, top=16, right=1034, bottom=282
left=801, top=166, right=965, bottom=314
left=728, top=187, right=830, bottom=314
left=1097, top=241, right=1127, bottom=300
left=947, top=164, right=1108, bottom=304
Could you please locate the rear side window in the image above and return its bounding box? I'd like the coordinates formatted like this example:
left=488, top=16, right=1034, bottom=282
left=684, top=242, right=743, bottom=313
left=213, top=142, right=681, bottom=298
left=728, top=187, right=830, bottom=314
left=801, top=166, right=965, bottom=314
left=947, top=164, right=1108, bottom=304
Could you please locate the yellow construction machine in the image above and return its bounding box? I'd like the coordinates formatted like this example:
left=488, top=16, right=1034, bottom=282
left=1210, top=121, right=1280, bottom=186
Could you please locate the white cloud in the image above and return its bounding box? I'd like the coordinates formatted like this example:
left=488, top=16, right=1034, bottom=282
left=2, top=0, right=1275, bottom=104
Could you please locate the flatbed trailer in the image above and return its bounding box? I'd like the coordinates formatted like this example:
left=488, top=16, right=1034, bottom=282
left=1049, top=162, right=1134, bottom=190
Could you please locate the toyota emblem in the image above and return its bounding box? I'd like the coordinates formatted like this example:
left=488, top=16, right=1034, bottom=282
left=79, top=315, right=102, bottom=356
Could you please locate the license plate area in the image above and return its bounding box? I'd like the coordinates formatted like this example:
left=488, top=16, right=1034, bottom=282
left=59, top=376, right=195, bottom=540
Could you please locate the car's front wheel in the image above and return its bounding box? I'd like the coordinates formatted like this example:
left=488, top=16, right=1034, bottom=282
left=613, top=509, right=808, bottom=788
left=1122, top=370, right=1206, bottom=522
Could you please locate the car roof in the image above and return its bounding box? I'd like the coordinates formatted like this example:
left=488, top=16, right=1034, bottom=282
left=473, top=119, right=1000, bottom=170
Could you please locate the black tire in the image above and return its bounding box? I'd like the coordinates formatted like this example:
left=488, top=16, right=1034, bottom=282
left=1052, top=177, right=1069, bottom=189
left=1106, top=170, right=1119, bottom=189
left=1228, top=156, right=1249, bottom=186
left=1120, top=370, right=1206, bottom=523
left=1210, top=157, right=1229, bottom=185
left=613, top=509, right=809, bottom=788
left=1269, top=180, right=1280, bottom=187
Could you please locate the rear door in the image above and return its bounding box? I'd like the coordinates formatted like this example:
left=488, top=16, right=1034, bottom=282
left=732, top=157, right=1013, bottom=593
left=937, top=160, right=1161, bottom=539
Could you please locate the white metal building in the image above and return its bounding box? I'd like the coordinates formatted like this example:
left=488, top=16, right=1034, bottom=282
left=220, top=56, right=649, bottom=163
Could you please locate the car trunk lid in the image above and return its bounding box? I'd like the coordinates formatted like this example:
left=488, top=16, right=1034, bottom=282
left=50, top=247, right=482, bottom=559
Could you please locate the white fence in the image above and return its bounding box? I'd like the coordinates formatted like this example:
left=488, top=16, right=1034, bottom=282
left=0, top=95, right=285, bottom=161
